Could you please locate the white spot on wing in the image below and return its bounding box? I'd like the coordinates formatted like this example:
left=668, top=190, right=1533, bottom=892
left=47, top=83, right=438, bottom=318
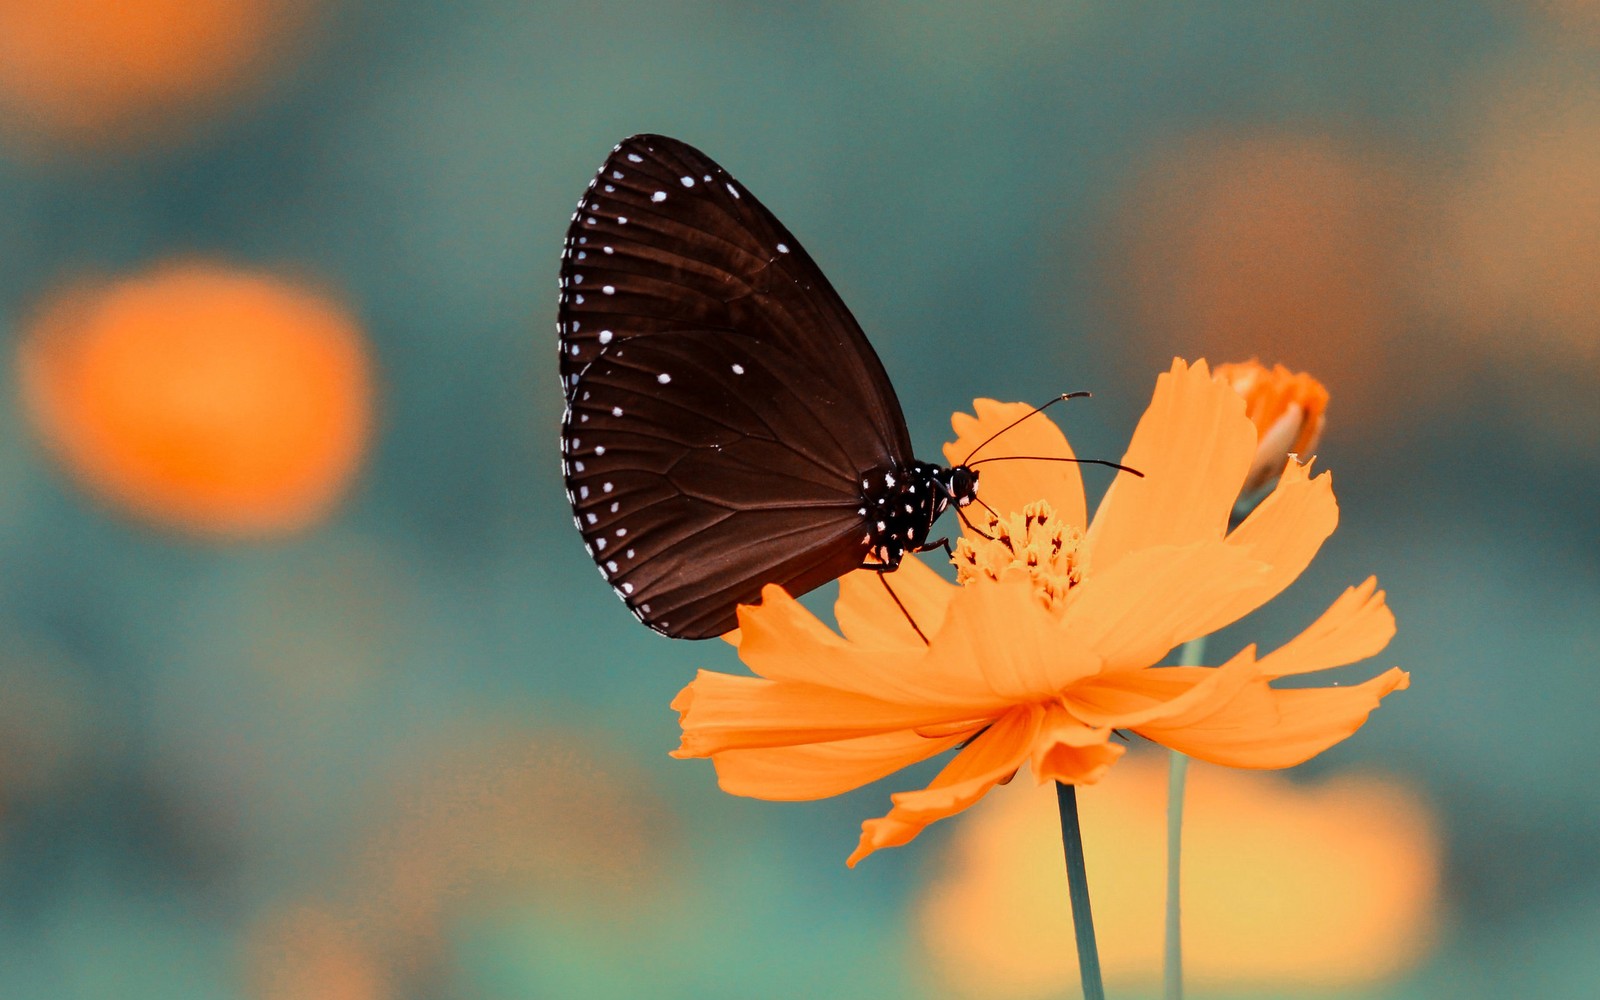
left=598, top=330, right=613, bottom=344
left=657, top=373, right=671, bottom=384
left=777, top=243, right=789, bottom=253
left=680, top=176, right=694, bottom=187
left=603, top=285, right=615, bottom=295
left=652, top=191, right=667, bottom=202
left=627, top=153, right=642, bottom=162
left=731, top=364, right=744, bottom=375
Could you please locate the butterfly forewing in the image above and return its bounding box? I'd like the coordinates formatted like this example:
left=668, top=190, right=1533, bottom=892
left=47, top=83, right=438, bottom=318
left=558, top=135, right=912, bottom=457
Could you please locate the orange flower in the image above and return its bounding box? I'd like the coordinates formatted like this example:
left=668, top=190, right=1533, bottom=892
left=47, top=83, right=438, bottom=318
left=915, top=756, right=1440, bottom=996
left=1213, top=359, right=1329, bottom=496
left=0, top=0, right=317, bottom=154
left=672, top=359, right=1406, bottom=866
left=18, top=261, right=374, bottom=538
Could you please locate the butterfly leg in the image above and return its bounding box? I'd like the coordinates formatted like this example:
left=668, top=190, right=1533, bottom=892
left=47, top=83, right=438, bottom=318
left=858, top=557, right=929, bottom=645
left=916, top=536, right=955, bottom=561
left=874, top=572, right=930, bottom=645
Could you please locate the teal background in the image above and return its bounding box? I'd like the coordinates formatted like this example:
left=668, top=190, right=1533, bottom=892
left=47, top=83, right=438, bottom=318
left=2, top=2, right=1597, bottom=997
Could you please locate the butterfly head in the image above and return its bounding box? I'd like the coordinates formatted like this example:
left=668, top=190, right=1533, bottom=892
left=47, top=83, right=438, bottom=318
left=943, top=465, right=979, bottom=508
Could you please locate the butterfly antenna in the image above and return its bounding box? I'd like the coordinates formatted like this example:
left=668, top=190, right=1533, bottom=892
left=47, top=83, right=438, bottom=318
left=968, top=454, right=1145, bottom=478
left=961, top=392, right=1091, bottom=465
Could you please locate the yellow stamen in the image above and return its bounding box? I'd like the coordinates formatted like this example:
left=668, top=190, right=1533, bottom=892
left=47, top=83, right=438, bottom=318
left=954, top=500, right=1082, bottom=609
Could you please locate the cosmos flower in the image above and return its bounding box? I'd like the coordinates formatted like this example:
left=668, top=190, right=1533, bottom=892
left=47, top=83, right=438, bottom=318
left=671, top=359, right=1405, bottom=866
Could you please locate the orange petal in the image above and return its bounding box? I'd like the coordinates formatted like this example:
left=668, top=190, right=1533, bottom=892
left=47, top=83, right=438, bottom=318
left=944, top=398, right=1087, bottom=531
left=671, top=671, right=984, bottom=756
left=1136, top=668, right=1410, bottom=769
left=1029, top=704, right=1126, bottom=785
left=1256, top=577, right=1396, bottom=678
left=1084, top=359, right=1257, bottom=576
left=709, top=728, right=972, bottom=802
left=1060, top=538, right=1271, bottom=672
left=919, top=574, right=1103, bottom=705
left=1065, top=650, right=1262, bottom=729
left=1183, top=457, right=1340, bottom=635
left=835, top=555, right=956, bottom=649
left=848, top=704, right=1044, bottom=866
left=735, top=583, right=947, bottom=706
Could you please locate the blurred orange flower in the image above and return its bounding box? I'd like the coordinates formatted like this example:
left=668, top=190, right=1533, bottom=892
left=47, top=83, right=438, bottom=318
left=243, top=724, right=678, bottom=995
left=19, top=261, right=374, bottom=538
left=673, top=359, right=1406, bottom=865
left=1213, top=359, right=1329, bottom=495
left=0, top=0, right=316, bottom=153
left=916, top=755, right=1440, bottom=996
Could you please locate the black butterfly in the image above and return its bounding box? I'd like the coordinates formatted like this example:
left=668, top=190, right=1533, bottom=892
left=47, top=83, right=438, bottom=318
left=558, top=135, right=978, bottom=639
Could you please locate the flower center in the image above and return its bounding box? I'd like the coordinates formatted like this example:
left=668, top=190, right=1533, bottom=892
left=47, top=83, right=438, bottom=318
left=953, top=500, right=1082, bottom=609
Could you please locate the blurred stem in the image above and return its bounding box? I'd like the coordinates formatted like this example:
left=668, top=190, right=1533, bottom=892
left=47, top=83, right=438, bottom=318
left=1055, top=781, right=1105, bottom=1000
left=1165, top=636, right=1208, bottom=1000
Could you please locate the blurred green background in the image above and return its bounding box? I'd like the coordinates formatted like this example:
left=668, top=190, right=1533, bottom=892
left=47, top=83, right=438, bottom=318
left=1, top=2, right=1597, bottom=997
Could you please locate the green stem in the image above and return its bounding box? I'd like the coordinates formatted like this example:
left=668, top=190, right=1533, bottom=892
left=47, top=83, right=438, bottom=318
left=1164, top=750, right=1189, bottom=1000
left=1165, top=636, right=1208, bottom=1000
left=1055, top=781, right=1106, bottom=1000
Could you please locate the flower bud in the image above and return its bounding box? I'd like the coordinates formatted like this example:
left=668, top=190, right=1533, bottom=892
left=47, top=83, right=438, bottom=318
left=1214, top=360, right=1329, bottom=496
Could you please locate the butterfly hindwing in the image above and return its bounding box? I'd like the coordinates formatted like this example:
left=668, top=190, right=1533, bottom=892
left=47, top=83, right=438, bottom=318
left=563, top=328, right=874, bottom=639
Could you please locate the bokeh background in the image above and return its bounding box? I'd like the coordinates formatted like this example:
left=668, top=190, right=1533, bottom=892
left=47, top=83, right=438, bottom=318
left=1, top=2, right=1596, bottom=998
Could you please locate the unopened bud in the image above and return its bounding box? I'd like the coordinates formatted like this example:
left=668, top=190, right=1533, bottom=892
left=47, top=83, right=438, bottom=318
left=1214, top=360, right=1329, bottom=496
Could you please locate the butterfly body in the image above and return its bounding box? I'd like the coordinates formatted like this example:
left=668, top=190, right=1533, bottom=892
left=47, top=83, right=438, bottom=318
left=558, top=135, right=976, bottom=639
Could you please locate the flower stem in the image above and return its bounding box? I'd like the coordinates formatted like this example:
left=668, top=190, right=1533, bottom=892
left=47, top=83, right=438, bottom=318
left=1164, top=750, right=1189, bottom=1000
left=1165, top=636, right=1207, bottom=1000
left=1055, top=781, right=1106, bottom=1000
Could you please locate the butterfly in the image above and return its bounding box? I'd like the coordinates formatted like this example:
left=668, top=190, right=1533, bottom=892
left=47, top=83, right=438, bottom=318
left=557, top=135, right=979, bottom=639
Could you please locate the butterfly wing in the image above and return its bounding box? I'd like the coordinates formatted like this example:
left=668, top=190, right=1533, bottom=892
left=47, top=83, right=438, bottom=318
left=557, top=135, right=909, bottom=638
